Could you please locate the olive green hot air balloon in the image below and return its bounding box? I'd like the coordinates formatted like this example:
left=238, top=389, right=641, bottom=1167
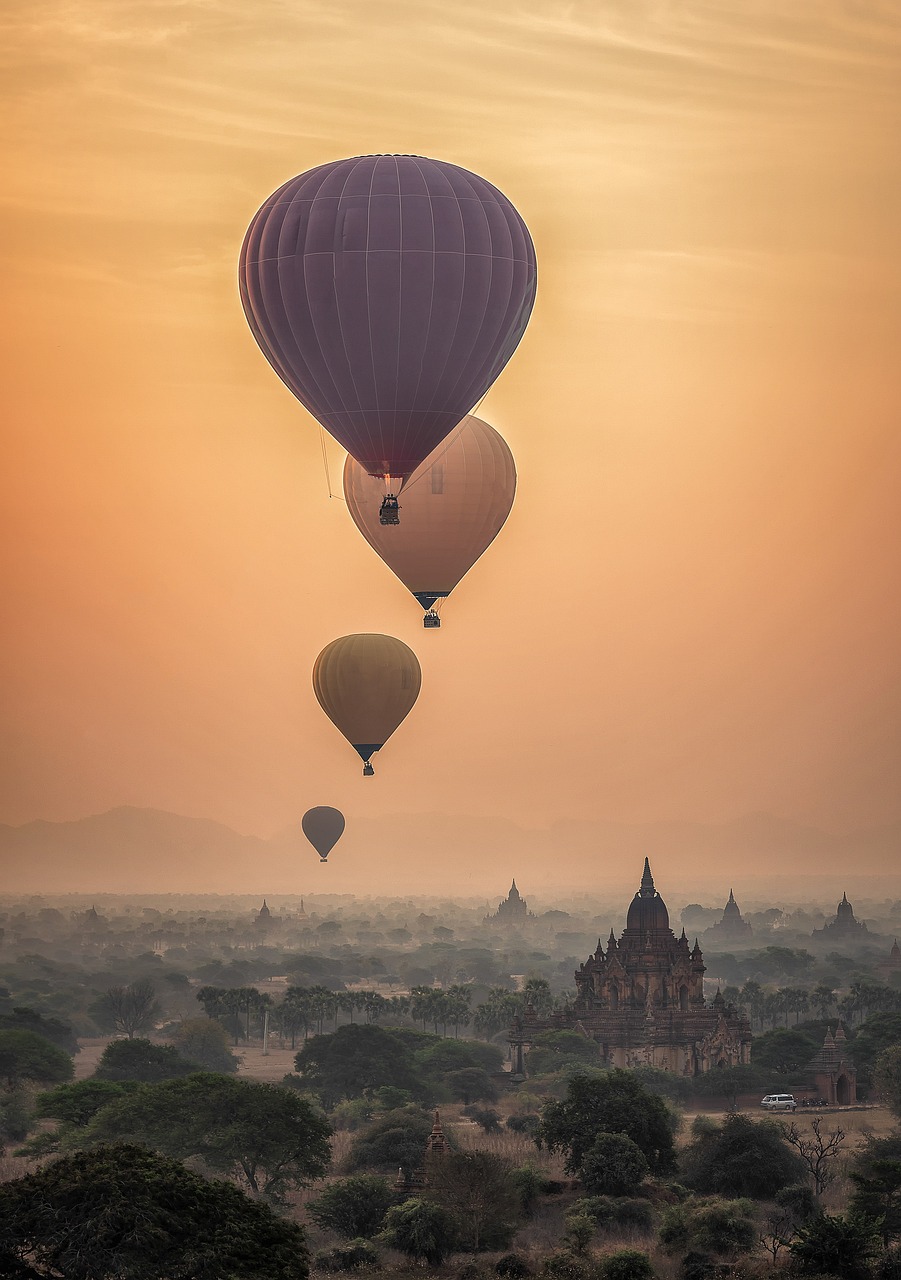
left=302, top=806, right=345, bottom=861
left=312, top=634, right=421, bottom=776
left=343, top=415, right=516, bottom=627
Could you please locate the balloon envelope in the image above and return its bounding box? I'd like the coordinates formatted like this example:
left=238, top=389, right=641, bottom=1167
left=239, top=155, right=536, bottom=482
left=343, top=415, right=516, bottom=616
left=312, top=634, right=422, bottom=770
left=302, top=806, right=345, bottom=860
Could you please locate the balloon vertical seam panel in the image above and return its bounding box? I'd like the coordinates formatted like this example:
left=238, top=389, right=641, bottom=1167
left=240, top=156, right=536, bottom=478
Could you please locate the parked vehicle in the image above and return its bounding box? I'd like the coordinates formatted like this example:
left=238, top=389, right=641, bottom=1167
left=761, top=1093, right=797, bottom=1111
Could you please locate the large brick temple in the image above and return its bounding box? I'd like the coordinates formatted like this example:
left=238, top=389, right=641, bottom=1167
left=510, top=859, right=752, bottom=1077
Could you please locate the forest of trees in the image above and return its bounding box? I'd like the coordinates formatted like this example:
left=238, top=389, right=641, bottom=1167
left=1, top=889, right=900, bottom=1278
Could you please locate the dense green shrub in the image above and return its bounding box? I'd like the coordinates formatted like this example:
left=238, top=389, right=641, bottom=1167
left=330, top=1099, right=374, bottom=1131
left=343, top=1106, right=439, bottom=1176
left=679, top=1113, right=806, bottom=1199
left=580, top=1132, right=649, bottom=1197
left=541, top=1250, right=592, bottom=1280
left=572, top=1197, right=654, bottom=1235
left=789, top=1211, right=882, bottom=1280
left=511, top=1165, right=547, bottom=1217
left=471, top=1107, right=503, bottom=1133
left=308, top=1175, right=395, bottom=1239
left=93, top=1037, right=199, bottom=1082
left=564, top=1211, right=597, bottom=1254
left=379, top=1197, right=459, bottom=1266
left=507, top=1113, right=541, bottom=1136
left=496, top=1254, right=532, bottom=1278
left=658, top=1198, right=757, bottom=1259
left=600, top=1249, right=655, bottom=1280
left=313, top=1239, right=381, bottom=1271
left=538, top=1070, right=677, bottom=1176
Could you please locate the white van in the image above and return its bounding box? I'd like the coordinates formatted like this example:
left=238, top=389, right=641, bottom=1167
left=761, top=1093, right=796, bottom=1112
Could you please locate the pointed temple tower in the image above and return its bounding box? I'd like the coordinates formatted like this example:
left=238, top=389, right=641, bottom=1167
left=813, top=892, right=868, bottom=941
left=485, top=879, right=531, bottom=923
left=805, top=1026, right=857, bottom=1105
left=707, top=889, right=754, bottom=943
left=509, top=860, right=751, bottom=1077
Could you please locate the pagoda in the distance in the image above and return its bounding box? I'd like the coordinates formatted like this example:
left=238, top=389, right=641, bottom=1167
left=485, top=880, right=532, bottom=924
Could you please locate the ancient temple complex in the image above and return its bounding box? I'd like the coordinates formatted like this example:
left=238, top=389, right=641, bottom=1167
left=485, top=880, right=531, bottom=924
left=813, top=892, right=868, bottom=941
left=706, top=889, right=753, bottom=944
left=509, top=860, right=751, bottom=1076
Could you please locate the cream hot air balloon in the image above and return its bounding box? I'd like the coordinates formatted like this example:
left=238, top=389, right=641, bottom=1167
left=302, top=807, right=345, bottom=862
left=343, top=416, right=516, bottom=626
left=312, top=634, right=421, bottom=776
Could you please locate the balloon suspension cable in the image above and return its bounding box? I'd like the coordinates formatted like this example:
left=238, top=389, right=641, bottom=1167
left=423, top=597, right=445, bottom=628
left=319, top=427, right=344, bottom=501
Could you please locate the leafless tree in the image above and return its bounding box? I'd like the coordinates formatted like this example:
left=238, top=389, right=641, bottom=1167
left=781, top=1117, right=846, bottom=1196
left=100, top=981, right=161, bottom=1039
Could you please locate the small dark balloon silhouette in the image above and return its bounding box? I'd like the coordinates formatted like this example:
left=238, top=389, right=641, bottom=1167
left=302, top=807, right=346, bottom=861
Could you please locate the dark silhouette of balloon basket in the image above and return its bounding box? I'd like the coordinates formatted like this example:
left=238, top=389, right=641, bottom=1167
left=379, top=496, right=400, bottom=526
left=312, top=634, right=422, bottom=775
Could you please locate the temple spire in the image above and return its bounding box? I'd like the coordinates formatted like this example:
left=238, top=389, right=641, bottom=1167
left=640, top=858, right=655, bottom=896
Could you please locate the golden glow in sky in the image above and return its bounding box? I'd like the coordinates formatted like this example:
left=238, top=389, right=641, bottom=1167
left=2, top=2, right=900, bottom=878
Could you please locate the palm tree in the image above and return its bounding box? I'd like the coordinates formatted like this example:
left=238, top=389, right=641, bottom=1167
left=444, top=985, right=473, bottom=1037
left=812, top=985, right=835, bottom=1020
left=522, top=976, right=554, bottom=1014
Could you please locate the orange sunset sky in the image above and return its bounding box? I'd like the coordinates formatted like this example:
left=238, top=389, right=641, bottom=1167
left=2, top=2, right=900, bottom=892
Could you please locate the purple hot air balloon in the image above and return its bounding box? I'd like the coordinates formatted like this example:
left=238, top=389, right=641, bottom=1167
left=239, top=155, right=536, bottom=516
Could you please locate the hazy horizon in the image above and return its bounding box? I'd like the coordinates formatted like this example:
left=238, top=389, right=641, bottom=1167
left=1, top=802, right=898, bottom=899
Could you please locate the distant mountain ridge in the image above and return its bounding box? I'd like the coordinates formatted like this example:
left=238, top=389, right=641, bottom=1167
left=0, top=805, right=898, bottom=898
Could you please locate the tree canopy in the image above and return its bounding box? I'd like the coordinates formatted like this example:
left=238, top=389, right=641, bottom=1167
left=579, top=1132, right=649, bottom=1197
left=425, top=1150, right=522, bottom=1250
left=537, top=1069, right=677, bottom=1175
left=168, top=1018, right=239, bottom=1073
left=0, top=1029, right=73, bottom=1089
left=0, top=1143, right=309, bottom=1280
left=0, top=1007, right=78, bottom=1056
left=750, top=1027, right=819, bottom=1075
left=344, top=1105, right=447, bottom=1177
left=852, top=1014, right=901, bottom=1082
left=874, top=1045, right=901, bottom=1119
left=93, top=1037, right=200, bottom=1082
left=88, top=982, right=161, bottom=1039
left=76, top=1073, right=331, bottom=1202
left=308, top=1174, right=396, bottom=1239
left=679, top=1113, right=807, bottom=1199
left=525, top=1030, right=601, bottom=1076
left=379, top=1197, right=459, bottom=1265
left=294, top=1024, right=419, bottom=1106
